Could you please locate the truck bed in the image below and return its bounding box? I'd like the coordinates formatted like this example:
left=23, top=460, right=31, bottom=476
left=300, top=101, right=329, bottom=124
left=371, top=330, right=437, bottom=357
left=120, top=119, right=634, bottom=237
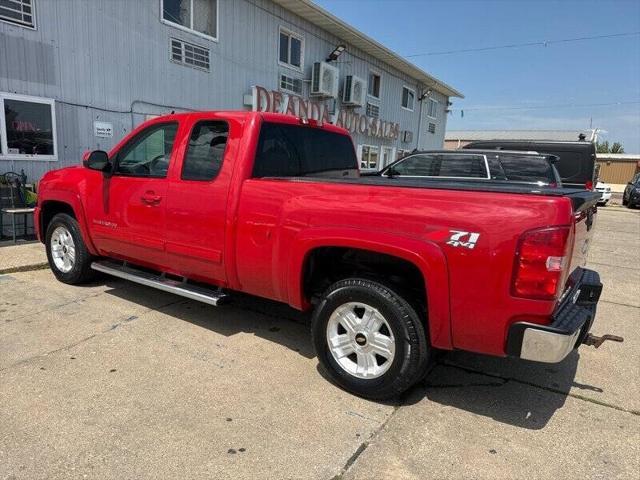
left=272, top=176, right=602, bottom=211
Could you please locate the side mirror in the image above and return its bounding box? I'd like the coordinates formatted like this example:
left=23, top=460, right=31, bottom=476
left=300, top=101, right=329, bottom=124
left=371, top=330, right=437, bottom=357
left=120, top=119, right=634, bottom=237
left=84, top=150, right=111, bottom=172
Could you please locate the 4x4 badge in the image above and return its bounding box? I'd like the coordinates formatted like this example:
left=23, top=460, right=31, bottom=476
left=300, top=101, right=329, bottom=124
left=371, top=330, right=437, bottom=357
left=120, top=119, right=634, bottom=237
left=447, top=230, right=480, bottom=249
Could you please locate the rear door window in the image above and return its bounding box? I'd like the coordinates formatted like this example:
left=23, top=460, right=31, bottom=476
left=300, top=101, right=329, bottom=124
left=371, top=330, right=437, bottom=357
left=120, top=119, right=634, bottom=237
left=181, top=121, right=229, bottom=181
left=252, top=122, right=358, bottom=178
left=498, top=155, right=556, bottom=183
left=437, top=155, right=488, bottom=178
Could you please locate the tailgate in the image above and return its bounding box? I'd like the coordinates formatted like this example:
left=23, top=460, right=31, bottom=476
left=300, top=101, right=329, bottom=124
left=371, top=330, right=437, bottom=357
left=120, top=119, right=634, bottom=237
left=567, top=191, right=600, bottom=271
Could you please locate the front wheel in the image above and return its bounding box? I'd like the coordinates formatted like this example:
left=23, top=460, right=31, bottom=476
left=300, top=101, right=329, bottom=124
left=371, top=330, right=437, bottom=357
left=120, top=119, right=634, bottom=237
left=45, top=213, right=95, bottom=284
left=311, top=278, right=430, bottom=400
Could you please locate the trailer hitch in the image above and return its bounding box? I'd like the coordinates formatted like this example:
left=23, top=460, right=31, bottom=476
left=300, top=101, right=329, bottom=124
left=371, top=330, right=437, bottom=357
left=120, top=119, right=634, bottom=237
left=583, top=334, right=624, bottom=348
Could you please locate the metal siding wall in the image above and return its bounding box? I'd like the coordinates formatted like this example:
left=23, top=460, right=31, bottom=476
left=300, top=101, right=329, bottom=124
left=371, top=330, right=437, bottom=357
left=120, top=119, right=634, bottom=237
left=0, top=0, right=451, bottom=182
left=596, top=160, right=640, bottom=184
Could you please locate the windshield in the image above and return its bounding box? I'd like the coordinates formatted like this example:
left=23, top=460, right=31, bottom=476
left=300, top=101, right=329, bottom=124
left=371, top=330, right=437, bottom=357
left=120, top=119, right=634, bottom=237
left=252, top=122, right=358, bottom=178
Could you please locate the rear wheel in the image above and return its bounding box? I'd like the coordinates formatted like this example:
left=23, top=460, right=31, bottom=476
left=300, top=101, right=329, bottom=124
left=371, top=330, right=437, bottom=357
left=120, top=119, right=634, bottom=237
left=45, top=213, right=95, bottom=284
left=312, top=278, right=430, bottom=400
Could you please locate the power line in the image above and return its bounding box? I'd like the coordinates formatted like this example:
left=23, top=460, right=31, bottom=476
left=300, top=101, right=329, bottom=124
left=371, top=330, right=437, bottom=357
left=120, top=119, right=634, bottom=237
left=405, top=31, right=640, bottom=57
left=449, top=100, right=640, bottom=113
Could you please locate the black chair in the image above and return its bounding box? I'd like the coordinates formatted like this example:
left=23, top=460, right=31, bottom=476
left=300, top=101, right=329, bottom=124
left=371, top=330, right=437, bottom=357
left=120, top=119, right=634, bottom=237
left=0, top=172, right=35, bottom=243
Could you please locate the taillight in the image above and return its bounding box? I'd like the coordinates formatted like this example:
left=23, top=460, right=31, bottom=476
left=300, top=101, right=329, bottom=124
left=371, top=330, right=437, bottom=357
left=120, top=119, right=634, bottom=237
left=512, top=226, right=573, bottom=300
left=585, top=180, right=593, bottom=190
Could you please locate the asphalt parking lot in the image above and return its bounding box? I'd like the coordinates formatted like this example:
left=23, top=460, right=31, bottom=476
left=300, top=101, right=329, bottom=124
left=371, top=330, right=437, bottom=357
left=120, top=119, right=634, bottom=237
left=1, top=207, right=638, bottom=479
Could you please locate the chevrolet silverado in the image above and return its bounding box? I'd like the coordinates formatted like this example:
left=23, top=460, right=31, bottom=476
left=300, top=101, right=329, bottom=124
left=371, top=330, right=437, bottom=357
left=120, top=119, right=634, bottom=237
left=35, top=111, right=621, bottom=399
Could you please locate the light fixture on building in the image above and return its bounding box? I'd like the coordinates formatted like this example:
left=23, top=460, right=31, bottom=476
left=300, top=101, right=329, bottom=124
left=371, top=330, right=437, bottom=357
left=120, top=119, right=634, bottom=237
left=418, top=88, right=433, bottom=101
left=326, top=44, right=346, bottom=62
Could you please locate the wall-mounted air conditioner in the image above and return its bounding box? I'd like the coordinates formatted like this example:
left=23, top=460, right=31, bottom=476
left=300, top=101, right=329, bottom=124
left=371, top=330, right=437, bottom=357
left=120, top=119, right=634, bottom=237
left=342, top=75, right=366, bottom=107
left=311, top=62, right=339, bottom=98
left=402, top=130, right=413, bottom=143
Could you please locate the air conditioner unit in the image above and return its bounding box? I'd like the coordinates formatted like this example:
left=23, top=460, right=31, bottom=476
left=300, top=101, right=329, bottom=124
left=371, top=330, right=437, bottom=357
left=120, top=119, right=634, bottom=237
left=311, top=61, right=339, bottom=98
left=342, top=75, right=366, bottom=107
left=402, top=130, right=413, bottom=143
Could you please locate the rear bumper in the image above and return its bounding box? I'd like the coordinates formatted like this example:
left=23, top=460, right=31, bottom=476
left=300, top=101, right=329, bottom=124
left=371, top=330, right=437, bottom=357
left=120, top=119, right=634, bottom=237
left=506, top=268, right=601, bottom=363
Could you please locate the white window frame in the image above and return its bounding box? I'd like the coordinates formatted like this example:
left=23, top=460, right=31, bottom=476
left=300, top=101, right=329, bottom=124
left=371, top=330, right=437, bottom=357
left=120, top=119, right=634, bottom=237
left=278, top=26, right=304, bottom=72
left=160, top=0, right=219, bottom=42
left=0, top=92, right=57, bottom=162
left=401, top=86, right=415, bottom=112
left=169, top=37, right=210, bottom=71
left=0, top=0, right=36, bottom=30
left=367, top=71, right=381, bottom=100
left=279, top=73, right=303, bottom=95
left=427, top=97, right=439, bottom=119
left=358, top=144, right=380, bottom=172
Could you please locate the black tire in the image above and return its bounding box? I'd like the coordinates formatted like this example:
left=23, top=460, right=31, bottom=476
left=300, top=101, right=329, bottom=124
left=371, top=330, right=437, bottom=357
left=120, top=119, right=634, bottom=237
left=622, top=196, right=628, bottom=206
left=311, top=278, right=430, bottom=400
left=45, top=213, right=95, bottom=284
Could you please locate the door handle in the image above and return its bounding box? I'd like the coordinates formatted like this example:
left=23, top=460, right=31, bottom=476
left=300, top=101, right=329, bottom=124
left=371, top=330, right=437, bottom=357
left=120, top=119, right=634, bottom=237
left=141, top=192, right=162, bottom=205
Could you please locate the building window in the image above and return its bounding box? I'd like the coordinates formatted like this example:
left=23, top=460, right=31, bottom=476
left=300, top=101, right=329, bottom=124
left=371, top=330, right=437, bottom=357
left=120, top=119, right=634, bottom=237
left=359, top=145, right=379, bottom=171
left=170, top=38, right=210, bottom=71
left=366, top=103, right=380, bottom=118
left=279, top=27, right=304, bottom=71
left=280, top=74, right=303, bottom=95
left=401, top=86, right=415, bottom=111
left=0, top=92, right=56, bottom=160
left=427, top=122, right=436, bottom=134
left=368, top=73, right=381, bottom=98
left=0, top=0, right=34, bottom=28
left=162, top=0, right=218, bottom=41
left=427, top=98, right=438, bottom=119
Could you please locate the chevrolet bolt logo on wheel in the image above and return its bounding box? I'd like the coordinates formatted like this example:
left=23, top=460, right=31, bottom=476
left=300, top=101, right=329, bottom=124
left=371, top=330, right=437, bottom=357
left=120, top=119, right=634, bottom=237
left=446, top=230, right=480, bottom=249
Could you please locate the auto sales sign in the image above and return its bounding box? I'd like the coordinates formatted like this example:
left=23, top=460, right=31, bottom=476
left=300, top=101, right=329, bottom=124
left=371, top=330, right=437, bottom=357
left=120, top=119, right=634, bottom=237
left=249, top=85, right=400, bottom=141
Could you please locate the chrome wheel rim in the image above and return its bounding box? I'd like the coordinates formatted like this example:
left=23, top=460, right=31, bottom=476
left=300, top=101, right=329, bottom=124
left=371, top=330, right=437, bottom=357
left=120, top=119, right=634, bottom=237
left=50, top=226, right=76, bottom=273
left=326, top=301, right=396, bottom=379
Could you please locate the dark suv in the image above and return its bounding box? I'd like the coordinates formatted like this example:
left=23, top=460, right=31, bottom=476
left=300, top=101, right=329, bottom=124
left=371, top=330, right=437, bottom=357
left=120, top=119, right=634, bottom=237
left=623, top=172, right=640, bottom=208
left=380, top=150, right=562, bottom=187
left=463, top=140, right=595, bottom=189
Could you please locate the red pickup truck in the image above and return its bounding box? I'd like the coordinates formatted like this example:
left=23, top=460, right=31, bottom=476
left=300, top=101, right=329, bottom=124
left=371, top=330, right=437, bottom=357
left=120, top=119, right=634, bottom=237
left=35, top=111, right=620, bottom=399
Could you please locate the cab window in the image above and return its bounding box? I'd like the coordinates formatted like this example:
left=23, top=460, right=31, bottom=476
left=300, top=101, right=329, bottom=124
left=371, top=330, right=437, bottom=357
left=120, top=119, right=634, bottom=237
left=115, top=123, right=178, bottom=177
left=181, top=121, right=229, bottom=181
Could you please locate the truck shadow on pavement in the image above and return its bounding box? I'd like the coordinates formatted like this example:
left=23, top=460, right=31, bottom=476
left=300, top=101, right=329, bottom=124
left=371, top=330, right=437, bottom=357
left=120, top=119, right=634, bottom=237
left=100, top=279, right=317, bottom=359
left=98, top=278, right=602, bottom=429
left=411, top=349, right=600, bottom=430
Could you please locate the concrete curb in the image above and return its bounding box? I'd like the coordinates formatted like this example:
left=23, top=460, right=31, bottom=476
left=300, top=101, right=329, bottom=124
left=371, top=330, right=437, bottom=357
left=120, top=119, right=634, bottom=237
left=0, top=262, right=50, bottom=275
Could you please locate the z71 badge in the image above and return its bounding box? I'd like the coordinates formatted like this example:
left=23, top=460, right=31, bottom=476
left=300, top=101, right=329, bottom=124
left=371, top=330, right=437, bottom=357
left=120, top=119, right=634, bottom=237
left=446, top=230, right=480, bottom=249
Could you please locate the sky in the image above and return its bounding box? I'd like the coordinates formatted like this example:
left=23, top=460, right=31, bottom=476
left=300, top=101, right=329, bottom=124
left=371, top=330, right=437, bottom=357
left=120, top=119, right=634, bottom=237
left=315, top=0, right=640, bottom=152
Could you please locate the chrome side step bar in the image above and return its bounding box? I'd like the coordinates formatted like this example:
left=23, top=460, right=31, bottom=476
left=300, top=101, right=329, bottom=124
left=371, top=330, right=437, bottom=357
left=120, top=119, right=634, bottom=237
left=91, top=260, right=229, bottom=306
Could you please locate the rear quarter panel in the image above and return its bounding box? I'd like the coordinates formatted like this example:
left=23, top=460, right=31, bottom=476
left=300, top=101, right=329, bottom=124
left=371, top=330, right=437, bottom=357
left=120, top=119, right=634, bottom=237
left=235, top=178, right=575, bottom=356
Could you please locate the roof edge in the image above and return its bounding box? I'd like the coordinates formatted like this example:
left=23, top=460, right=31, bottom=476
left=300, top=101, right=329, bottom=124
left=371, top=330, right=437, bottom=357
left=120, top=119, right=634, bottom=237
left=274, top=0, right=464, bottom=98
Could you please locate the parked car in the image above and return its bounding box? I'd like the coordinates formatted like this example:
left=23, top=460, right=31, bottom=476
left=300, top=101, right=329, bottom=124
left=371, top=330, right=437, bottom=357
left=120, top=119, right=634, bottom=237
left=595, top=181, right=612, bottom=206
left=623, top=172, right=640, bottom=208
left=35, top=111, right=620, bottom=400
left=463, top=140, right=596, bottom=189
left=379, top=150, right=562, bottom=187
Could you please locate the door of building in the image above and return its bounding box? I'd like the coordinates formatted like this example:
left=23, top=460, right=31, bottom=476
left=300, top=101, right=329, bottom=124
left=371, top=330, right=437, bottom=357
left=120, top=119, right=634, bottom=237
left=381, top=146, right=395, bottom=168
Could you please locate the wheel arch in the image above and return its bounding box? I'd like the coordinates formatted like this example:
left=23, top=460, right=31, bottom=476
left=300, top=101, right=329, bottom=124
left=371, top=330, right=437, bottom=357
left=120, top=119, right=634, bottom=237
left=39, top=193, right=98, bottom=255
left=288, top=228, right=452, bottom=349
